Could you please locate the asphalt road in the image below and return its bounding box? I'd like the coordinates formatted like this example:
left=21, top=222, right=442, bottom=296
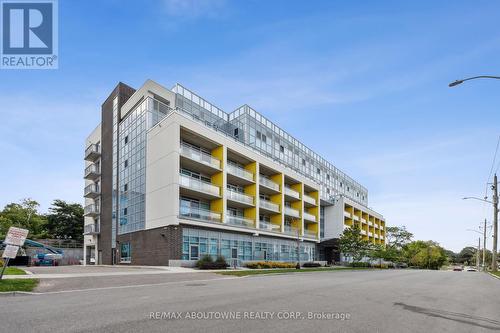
left=1, top=270, right=499, bottom=333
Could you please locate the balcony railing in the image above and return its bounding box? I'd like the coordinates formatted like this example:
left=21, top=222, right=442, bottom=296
left=368, top=232, right=373, bottom=237
left=179, top=174, right=220, bottom=196
left=83, top=223, right=100, bottom=235
left=368, top=221, right=373, bottom=226
left=361, top=229, right=367, bottom=235
left=284, top=206, right=300, bottom=218
left=283, top=226, right=300, bottom=236
left=284, top=186, right=300, bottom=199
left=227, top=189, right=254, bottom=205
left=84, top=144, right=100, bottom=161
left=259, top=200, right=279, bottom=212
left=303, top=229, right=318, bottom=239
left=180, top=207, right=221, bottom=223
left=259, top=177, right=280, bottom=192
left=303, top=194, right=316, bottom=205
left=84, top=204, right=100, bottom=217
left=180, top=143, right=221, bottom=169
left=259, top=221, right=281, bottom=232
left=380, top=226, right=384, bottom=231
left=374, top=234, right=379, bottom=239
left=303, top=211, right=317, bottom=222
left=344, top=211, right=351, bottom=218
left=84, top=184, right=100, bottom=198
left=227, top=163, right=253, bottom=181
left=361, top=218, right=367, bottom=224
left=226, top=215, right=255, bottom=228
left=353, top=215, right=360, bottom=221
left=84, top=164, right=100, bottom=180
left=375, top=223, right=379, bottom=228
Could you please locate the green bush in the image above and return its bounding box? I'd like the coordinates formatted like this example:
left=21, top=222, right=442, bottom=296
left=302, top=262, right=322, bottom=268
left=350, top=261, right=371, bottom=268
left=372, top=263, right=388, bottom=269
left=245, top=261, right=297, bottom=269
left=196, top=255, right=229, bottom=270
left=0, top=259, right=4, bottom=268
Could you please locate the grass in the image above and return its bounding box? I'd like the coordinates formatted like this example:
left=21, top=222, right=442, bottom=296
left=3, top=267, right=27, bottom=275
left=0, top=279, right=38, bottom=292
left=490, top=271, right=500, bottom=278
left=217, top=266, right=369, bottom=277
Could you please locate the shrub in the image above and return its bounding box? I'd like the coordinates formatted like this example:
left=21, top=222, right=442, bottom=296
left=302, top=262, right=321, bottom=268
left=0, top=259, right=4, bottom=268
left=196, top=255, right=229, bottom=270
left=350, top=261, right=371, bottom=268
left=372, top=263, right=388, bottom=269
left=245, top=261, right=296, bottom=269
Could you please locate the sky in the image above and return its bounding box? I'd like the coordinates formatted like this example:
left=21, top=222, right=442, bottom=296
left=1, top=0, right=500, bottom=252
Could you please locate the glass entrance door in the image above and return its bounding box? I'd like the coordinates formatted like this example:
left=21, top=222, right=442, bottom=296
left=190, top=245, right=199, bottom=260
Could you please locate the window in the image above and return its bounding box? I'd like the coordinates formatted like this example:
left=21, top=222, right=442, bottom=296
left=302, top=159, right=306, bottom=166
left=234, top=128, right=239, bottom=137
left=120, top=242, right=131, bottom=263
left=317, top=168, right=321, bottom=174
left=124, top=159, right=128, bottom=168
left=280, top=145, right=284, bottom=153
left=327, top=188, right=330, bottom=194
left=124, top=135, right=129, bottom=144
left=123, top=183, right=128, bottom=192
left=123, top=207, right=128, bottom=216
left=326, top=174, right=330, bottom=180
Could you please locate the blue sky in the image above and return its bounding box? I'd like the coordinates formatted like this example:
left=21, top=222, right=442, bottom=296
left=1, top=0, right=500, bottom=252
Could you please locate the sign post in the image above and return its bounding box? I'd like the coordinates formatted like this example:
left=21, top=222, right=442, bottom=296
left=1, top=227, right=29, bottom=279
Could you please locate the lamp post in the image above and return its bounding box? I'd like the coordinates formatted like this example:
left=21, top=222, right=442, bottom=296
left=463, top=194, right=498, bottom=271
left=448, top=75, right=500, bottom=87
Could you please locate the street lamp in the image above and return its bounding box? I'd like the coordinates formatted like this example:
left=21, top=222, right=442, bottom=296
left=462, top=197, right=493, bottom=204
left=466, top=229, right=484, bottom=271
left=449, top=76, right=500, bottom=87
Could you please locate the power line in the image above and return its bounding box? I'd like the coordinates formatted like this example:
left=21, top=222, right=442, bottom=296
left=486, top=135, right=500, bottom=198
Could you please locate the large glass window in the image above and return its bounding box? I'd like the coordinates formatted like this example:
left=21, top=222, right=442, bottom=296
left=120, top=242, right=131, bottom=263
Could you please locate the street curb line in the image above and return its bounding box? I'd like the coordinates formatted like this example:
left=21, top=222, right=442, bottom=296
left=487, top=272, right=500, bottom=280
left=0, top=291, right=39, bottom=297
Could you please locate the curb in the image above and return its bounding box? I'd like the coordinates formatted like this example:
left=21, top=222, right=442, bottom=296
left=0, top=291, right=38, bottom=297
left=487, top=272, right=500, bottom=280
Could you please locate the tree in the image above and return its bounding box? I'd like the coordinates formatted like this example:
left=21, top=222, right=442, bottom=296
left=381, top=226, right=414, bottom=263
left=457, top=247, right=476, bottom=265
left=403, top=240, right=448, bottom=269
left=0, top=198, right=47, bottom=239
left=46, top=200, right=84, bottom=242
left=339, top=225, right=371, bottom=262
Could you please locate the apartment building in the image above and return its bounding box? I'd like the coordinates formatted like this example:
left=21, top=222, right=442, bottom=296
left=83, top=80, right=386, bottom=266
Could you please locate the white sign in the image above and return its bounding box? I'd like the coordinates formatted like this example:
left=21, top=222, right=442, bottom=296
left=4, top=227, right=29, bottom=246
left=2, top=245, right=19, bottom=259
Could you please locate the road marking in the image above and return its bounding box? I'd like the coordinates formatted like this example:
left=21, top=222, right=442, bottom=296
left=19, top=276, right=240, bottom=296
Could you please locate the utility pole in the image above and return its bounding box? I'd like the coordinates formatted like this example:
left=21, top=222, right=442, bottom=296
left=483, top=219, right=487, bottom=271
left=493, top=174, right=498, bottom=272
left=477, top=237, right=481, bottom=272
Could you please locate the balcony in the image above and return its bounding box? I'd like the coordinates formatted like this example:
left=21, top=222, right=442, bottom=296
left=368, top=221, right=373, bottom=226
left=179, top=174, right=220, bottom=198
left=303, top=194, right=316, bottom=206
left=84, top=204, right=100, bottom=217
left=343, top=211, right=351, bottom=218
left=259, top=177, right=280, bottom=193
left=84, top=184, right=100, bottom=199
left=374, top=234, right=379, bottom=239
left=353, top=215, right=360, bottom=221
left=284, top=206, right=300, bottom=218
left=361, top=229, right=367, bottom=235
left=180, top=143, right=221, bottom=170
left=84, top=164, right=100, bottom=181
left=259, top=200, right=280, bottom=213
left=227, top=163, right=254, bottom=182
left=368, top=232, right=373, bottom=237
left=361, top=218, right=367, bottom=224
left=375, top=223, right=379, bottom=228
left=303, top=229, right=318, bottom=239
left=226, top=215, right=255, bottom=228
left=180, top=207, right=221, bottom=223
left=227, top=189, right=254, bottom=206
left=284, top=186, right=300, bottom=200
left=283, top=226, right=300, bottom=236
left=380, top=226, right=384, bottom=231
left=84, top=144, right=100, bottom=161
left=259, top=221, right=281, bottom=232
left=380, top=235, right=385, bottom=240
left=83, top=223, right=100, bottom=235
left=303, top=211, right=317, bottom=222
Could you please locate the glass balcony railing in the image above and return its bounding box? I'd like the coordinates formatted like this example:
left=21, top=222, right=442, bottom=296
left=84, top=204, right=100, bottom=216
left=283, top=226, right=300, bottom=236
left=368, top=232, right=373, bottom=237
left=284, top=186, right=300, bottom=199
left=303, top=229, right=318, bottom=239
left=180, top=143, right=221, bottom=169
left=180, top=207, right=221, bottom=223
left=226, top=215, right=255, bottom=228
left=380, top=226, right=384, bottom=231
left=84, top=184, right=100, bottom=198
left=83, top=223, right=100, bottom=235
left=227, top=189, right=254, bottom=205
left=227, top=163, right=253, bottom=181
left=259, top=177, right=280, bottom=191
left=84, top=144, right=100, bottom=161
left=361, top=229, right=367, bottom=235
left=303, top=194, right=316, bottom=205
left=303, top=211, right=316, bottom=222
left=259, top=200, right=279, bottom=212
left=259, top=221, right=281, bottom=232
left=284, top=206, right=300, bottom=218
left=84, top=164, right=100, bottom=179
left=179, top=174, right=220, bottom=196
left=353, top=215, right=360, bottom=221
left=344, top=211, right=351, bottom=218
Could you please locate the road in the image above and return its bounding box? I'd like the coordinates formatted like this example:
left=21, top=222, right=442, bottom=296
left=1, top=269, right=499, bottom=333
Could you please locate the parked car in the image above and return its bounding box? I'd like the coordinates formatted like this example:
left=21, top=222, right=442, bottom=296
left=453, top=266, right=463, bottom=271
left=466, top=267, right=477, bottom=272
